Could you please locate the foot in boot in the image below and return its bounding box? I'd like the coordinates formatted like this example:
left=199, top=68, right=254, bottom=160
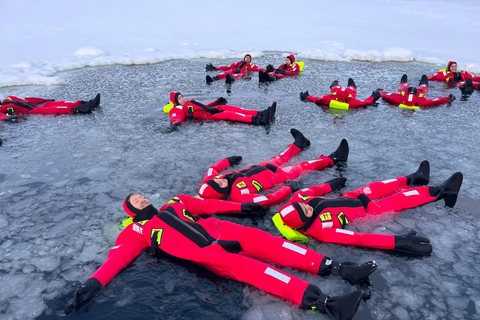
left=73, top=100, right=94, bottom=114
left=431, top=172, right=463, bottom=208
left=347, top=78, right=356, bottom=89
left=419, top=74, right=428, bottom=86
left=330, top=80, right=339, bottom=89
left=259, top=71, right=265, bottom=83
left=270, top=101, right=276, bottom=121
left=461, top=78, right=474, bottom=95
left=226, top=74, right=235, bottom=84
left=206, top=75, right=213, bottom=85
left=260, top=106, right=273, bottom=125
left=290, top=128, right=310, bottom=150
left=400, top=74, right=408, bottom=83
left=405, top=160, right=430, bottom=186
left=328, top=139, right=349, bottom=163
left=321, top=290, right=364, bottom=320
left=332, top=260, right=378, bottom=284
left=91, top=93, right=100, bottom=109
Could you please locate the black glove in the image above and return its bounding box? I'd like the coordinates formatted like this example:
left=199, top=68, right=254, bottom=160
left=64, top=278, right=102, bottom=314
left=266, top=64, right=274, bottom=72
left=300, top=91, right=310, bottom=101
left=205, top=63, right=216, bottom=71
left=448, top=94, right=456, bottom=102
left=285, top=180, right=302, bottom=192
left=275, top=68, right=286, bottom=75
left=394, top=230, right=432, bottom=255
left=241, top=202, right=269, bottom=214
left=331, top=261, right=378, bottom=284
left=325, top=177, right=347, bottom=191
left=371, top=88, right=382, bottom=102
left=4, top=115, right=18, bottom=123
left=226, top=156, right=242, bottom=166
left=216, top=97, right=228, bottom=105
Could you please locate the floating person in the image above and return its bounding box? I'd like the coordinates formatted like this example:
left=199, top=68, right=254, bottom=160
left=379, top=75, right=456, bottom=109
left=65, top=193, right=378, bottom=320
left=299, top=78, right=382, bottom=110
left=206, top=54, right=263, bottom=85
left=428, top=61, right=480, bottom=94
left=258, top=54, right=303, bottom=82
left=197, top=129, right=349, bottom=206
left=0, top=94, right=100, bottom=116
left=273, top=161, right=464, bottom=255
left=164, top=92, right=276, bottom=130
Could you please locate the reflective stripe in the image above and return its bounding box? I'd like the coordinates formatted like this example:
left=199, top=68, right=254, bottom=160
left=362, top=186, right=372, bottom=194
left=207, top=168, right=213, bottom=176
left=234, top=113, right=246, bottom=117
left=408, top=94, right=413, bottom=102
left=322, top=222, right=333, bottom=228
left=282, top=242, right=307, bottom=255
left=403, top=190, right=420, bottom=196
left=133, top=224, right=143, bottom=235
left=265, top=267, right=291, bottom=284
left=308, top=160, right=319, bottom=164
left=253, top=196, right=268, bottom=203
left=199, top=184, right=208, bottom=195
left=112, top=245, right=121, bottom=249
left=381, top=179, right=397, bottom=184
left=336, top=229, right=354, bottom=235
left=280, top=205, right=295, bottom=217
left=240, top=188, right=250, bottom=195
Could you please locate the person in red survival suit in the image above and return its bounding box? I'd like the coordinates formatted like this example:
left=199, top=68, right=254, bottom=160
left=206, top=54, right=263, bottom=85
left=428, top=61, right=480, bottom=94
left=198, top=129, right=349, bottom=206
left=167, top=92, right=276, bottom=131
left=276, top=160, right=464, bottom=255
left=65, top=193, right=379, bottom=320
left=0, top=93, right=100, bottom=116
left=258, top=54, right=300, bottom=83
left=379, top=74, right=455, bottom=108
left=299, top=78, right=382, bottom=109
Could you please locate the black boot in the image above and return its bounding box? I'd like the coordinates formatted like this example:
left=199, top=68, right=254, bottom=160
left=259, top=71, right=265, bottom=83
left=260, top=106, right=273, bottom=125
left=419, top=75, right=428, bottom=86
left=290, top=128, right=310, bottom=150
left=4, top=115, right=19, bottom=123
left=429, top=172, right=463, bottom=208
left=322, top=259, right=378, bottom=284
left=226, top=74, right=235, bottom=84
left=460, top=78, right=474, bottom=95
left=330, top=80, right=339, bottom=89
left=328, top=139, right=349, bottom=163
left=73, top=100, right=95, bottom=114
left=206, top=75, right=213, bottom=85
left=400, top=74, right=408, bottom=83
left=405, top=160, right=430, bottom=186
left=270, top=101, right=276, bottom=121
left=347, top=78, right=356, bottom=89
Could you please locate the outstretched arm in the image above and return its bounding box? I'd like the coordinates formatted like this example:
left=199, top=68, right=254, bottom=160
left=202, top=156, right=241, bottom=181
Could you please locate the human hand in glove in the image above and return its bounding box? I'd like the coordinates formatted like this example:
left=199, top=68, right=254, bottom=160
left=325, top=177, right=347, bottom=191
left=448, top=94, right=456, bottom=102
left=241, top=202, right=269, bottom=214
left=226, top=156, right=242, bottom=166
left=206, top=63, right=216, bottom=71
left=64, top=278, right=102, bottom=314
left=285, top=180, right=302, bottom=192
left=216, top=97, right=228, bottom=105
left=394, top=230, right=432, bottom=255
left=266, top=64, right=274, bottom=72
left=275, top=68, right=286, bottom=75
left=371, top=88, right=382, bottom=102
left=300, top=91, right=310, bottom=101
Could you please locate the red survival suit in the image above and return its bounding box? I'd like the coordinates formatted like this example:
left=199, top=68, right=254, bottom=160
left=0, top=96, right=83, bottom=115
left=305, top=84, right=375, bottom=108
left=214, top=60, right=262, bottom=81
left=198, top=143, right=334, bottom=206
left=89, top=194, right=347, bottom=310
left=264, top=54, right=300, bottom=81
left=278, top=173, right=442, bottom=251
left=428, top=61, right=480, bottom=90
left=168, top=92, right=260, bottom=126
left=380, top=81, right=453, bottom=108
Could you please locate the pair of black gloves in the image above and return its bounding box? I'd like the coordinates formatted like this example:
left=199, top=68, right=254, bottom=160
left=266, top=64, right=285, bottom=75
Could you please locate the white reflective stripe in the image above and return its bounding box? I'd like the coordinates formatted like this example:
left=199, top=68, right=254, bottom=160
left=207, top=168, right=213, bottom=176
left=433, top=98, right=439, bottom=101
left=280, top=205, right=294, bottom=217
left=300, top=188, right=310, bottom=192
left=199, top=184, right=208, bottom=195
left=336, top=229, right=354, bottom=235
left=362, top=187, right=372, bottom=194
left=253, top=196, right=268, bottom=203
left=172, top=113, right=176, bottom=116
left=280, top=148, right=288, bottom=156
left=175, top=106, right=182, bottom=109
left=282, top=242, right=307, bottom=255
left=308, top=160, right=319, bottom=164
left=234, top=113, right=246, bottom=117
left=408, top=94, right=413, bottom=102
left=387, top=93, right=392, bottom=96
left=381, top=179, right=397, bottom=184
left=133, top=224, right=143, bottom=235
left=240, top=188, right=250, bottom=194
left=443, top=71, right=447, bottom=76
left=322, top=222, right=333, bottom=228
left=265, top=267, right=291, bottom=284
left=57, top=107, right=68, bottom=108
left=112, top=245, right=121, bottom=249
left=403, top=190, right=420, bottom=196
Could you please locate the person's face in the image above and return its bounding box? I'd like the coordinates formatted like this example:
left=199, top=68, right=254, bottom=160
left=286, top=57, right=292, bottom=65
left=244, top=55, right=251, bottom=63
left=299, top=203, right=314, bottom=218
left=129, top=194, right=151, bottom=210
left=178, top=94, right=185, bottom=105
left=450, top=63, right=457, bottom=72
left=213, top=178, right=229, bottom=188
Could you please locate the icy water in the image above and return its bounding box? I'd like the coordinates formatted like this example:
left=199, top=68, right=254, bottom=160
left=1, top=53, right=480, bottom=320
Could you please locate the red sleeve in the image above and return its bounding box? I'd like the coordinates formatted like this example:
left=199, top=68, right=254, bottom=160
left=216, top=61, right=239, bottom=71
left=306, top=94, right=332, bottom=105
left=229, top=185, right=292, bottom=206
left=308, top=228, right=396, bottom=249
left=249, top=64, right=261, bottom=71
left=203, top=158, right=232, bottom=181
left=169, top=194, right=243, bottom=215
left=381, top=92, right=402, bottom=104
left=206, top=100, right=217, bottom=107
left=427, top=71, right=449, bottom=81
left=417, top=96, right=452, bottom=107
left=23, top=97, right=47, bottom=104
left=290, top=184, right=332, bottom=202
left=347, top=96, right=374, bottom=108
left=168, top=106, right=186, bottom=125
left=90, top=227, right=148, bottom=286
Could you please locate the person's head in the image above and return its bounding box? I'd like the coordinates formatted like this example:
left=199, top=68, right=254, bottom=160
left=447, top=61, right=457, bottom=72
left=407, top=86, right=418, bottom=95
left=170, top=92, right=185, bottom=105
left=286, top=54, right=295, bottom=64
left=278, top=202, right=313, bottom=228
left=198, top=179, right=228, bottom=199
left=244, top=54, right=252, bottom=63
left=123, top=193, right=158, bottom=220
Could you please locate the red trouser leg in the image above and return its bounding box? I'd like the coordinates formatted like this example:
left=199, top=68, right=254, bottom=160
left=366, top=186, right=437, bottom=215
left=43, top=100, right=81, bottom=107
left=209, top=111, right=253, bottom=124
left=307, top=227, right=396, bottom=250
left=231, top=72, right=245, bottom=80
left=218, top=105, right=258, bottom=116
left=258, top=144, right=302, bottom=168
left=28, top=106, right=75, bottom=114
left=217, top=70, right=233, bottom=80
left=342, top=176, right=409, bottom=200
left=281, top=156, right=334, bottom=180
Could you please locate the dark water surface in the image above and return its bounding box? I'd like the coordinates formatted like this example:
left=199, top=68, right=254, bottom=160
left=1, top=53, right=479, bottom=320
